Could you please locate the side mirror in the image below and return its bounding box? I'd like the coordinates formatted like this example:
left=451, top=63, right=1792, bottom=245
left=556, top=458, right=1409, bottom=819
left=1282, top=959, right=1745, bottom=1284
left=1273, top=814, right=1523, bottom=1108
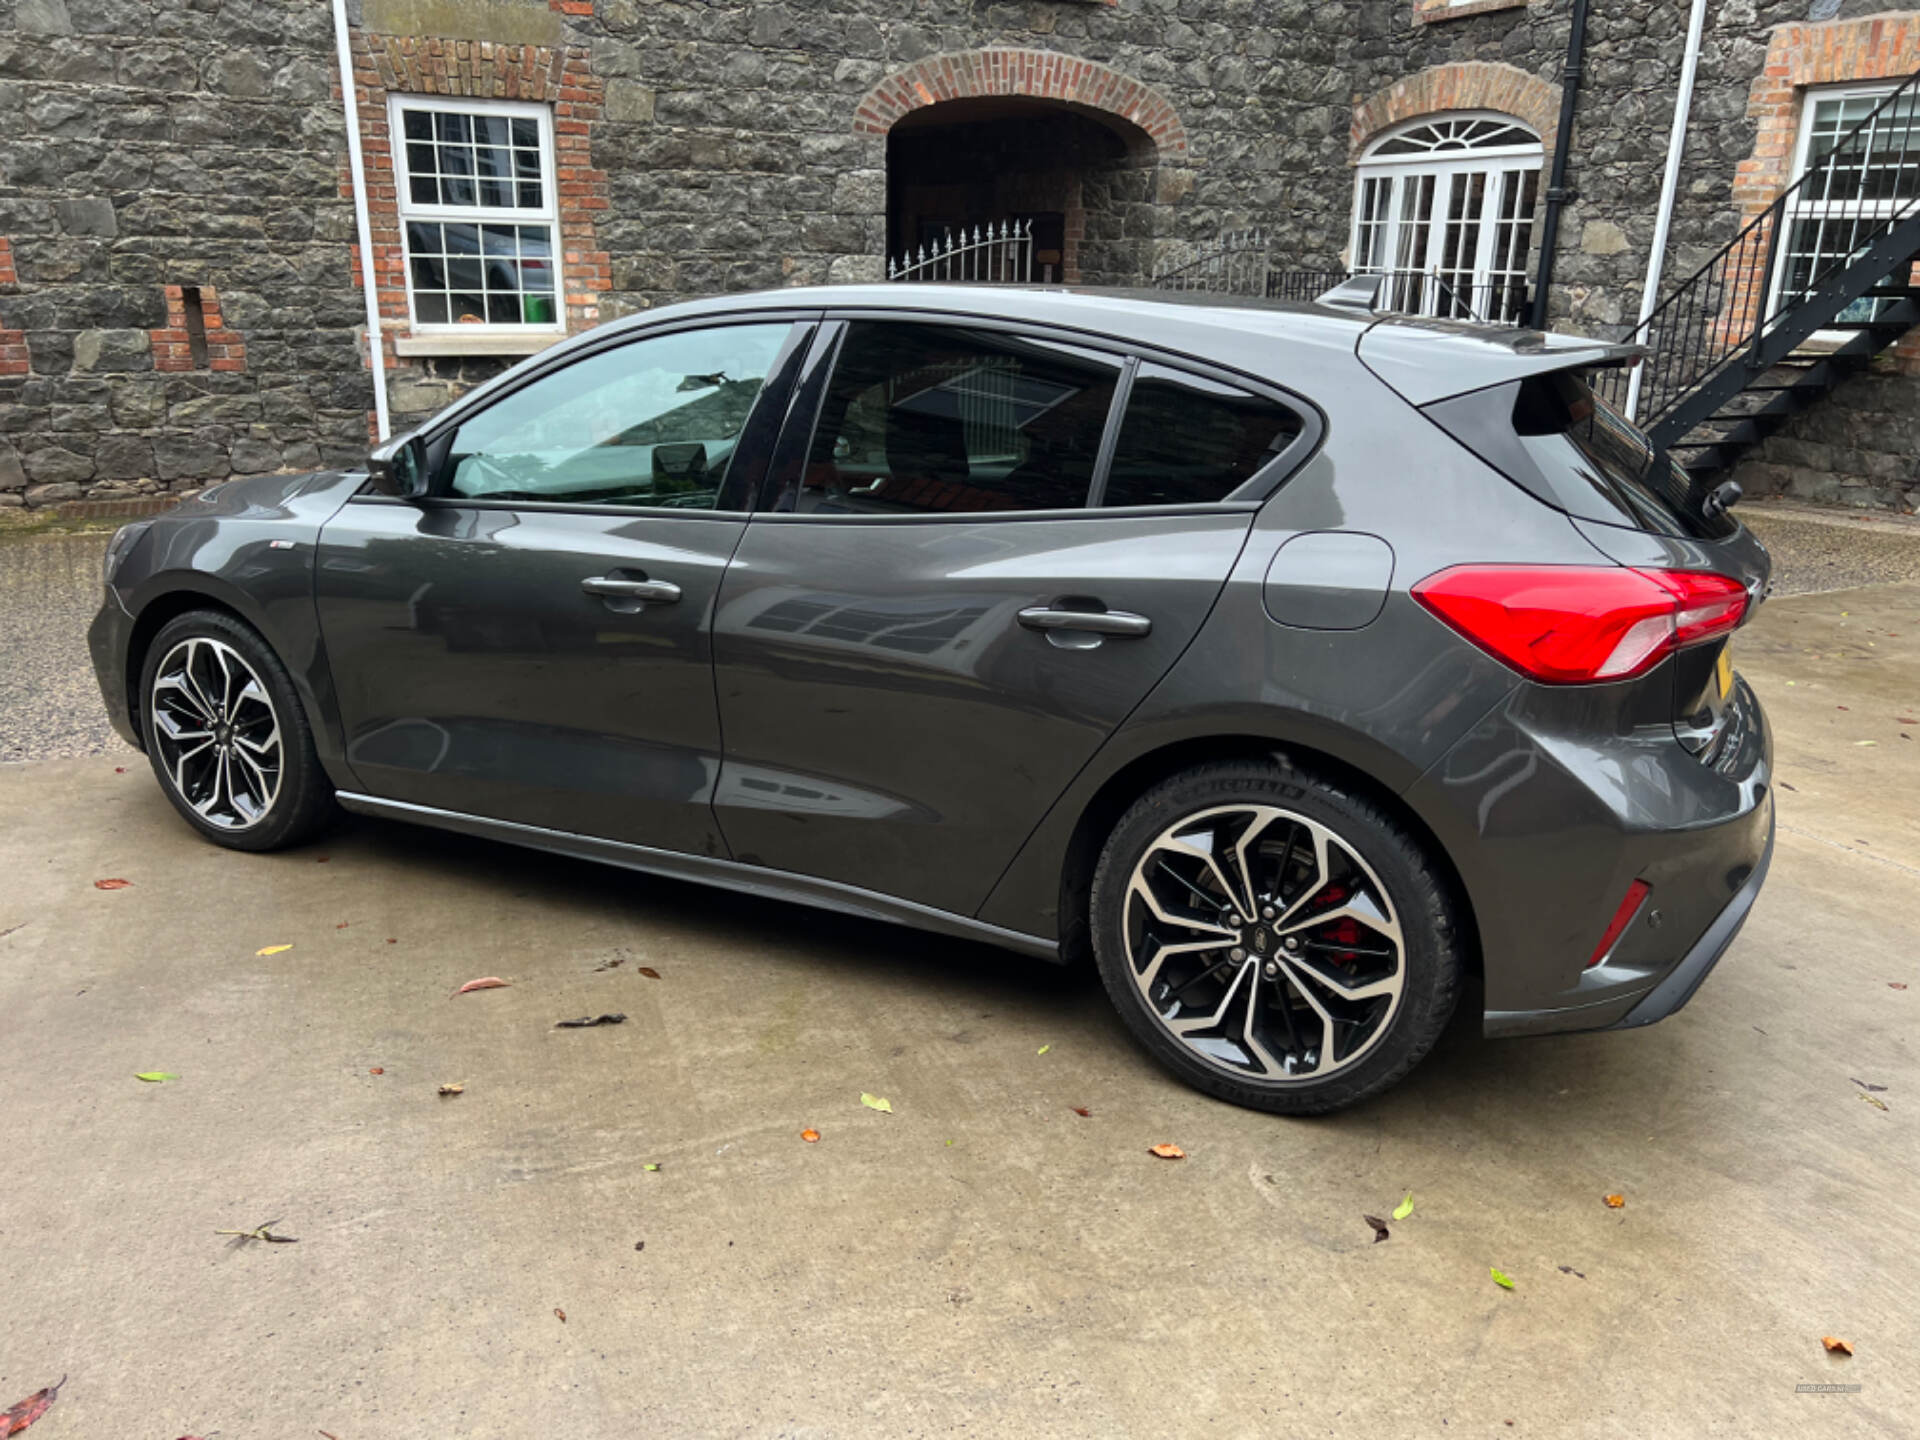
left=367, top=433, right=430, bottom=500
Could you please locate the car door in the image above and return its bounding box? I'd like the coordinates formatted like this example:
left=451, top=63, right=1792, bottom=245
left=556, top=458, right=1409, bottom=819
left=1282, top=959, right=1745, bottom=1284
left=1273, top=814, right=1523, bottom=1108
left=710, top=316, right=1310, bottom=918
left=314, top=316, right=813, bottom=854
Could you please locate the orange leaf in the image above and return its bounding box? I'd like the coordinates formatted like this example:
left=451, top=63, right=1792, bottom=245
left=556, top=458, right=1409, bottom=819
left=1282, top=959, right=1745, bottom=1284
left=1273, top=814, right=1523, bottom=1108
left=637, top=966, right=661, bottom=979
left=3, top=1375, right=65, bottom=1435
left=451, top=977, right=508, bottom=996
left=1604, top=1194, right=1626, bottom=1208
left=1070, top=1106, right=1092, bottom=1117
left=800, top=1129, right=820, bottom=1143
left=1892, top=982, right=1910, bottom=991
left=93, top=878, right=132, bottom=890
left=1148, top=1143, right=1186, bottom=1160
left=554, top=1308, right=567, bottom=1323
left=438, top=1082, right=464, bottom=1096
left=1822, top=1336, right=1854, bottom=1356
left=369, top=1067, right=384, bottom=1075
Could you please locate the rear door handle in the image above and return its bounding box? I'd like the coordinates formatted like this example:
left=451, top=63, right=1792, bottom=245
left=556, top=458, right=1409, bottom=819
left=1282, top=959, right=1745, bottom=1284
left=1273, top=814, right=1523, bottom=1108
left=1017, top=606, right=1152, bottom=638
left=581, top=575, right=682, bottom=603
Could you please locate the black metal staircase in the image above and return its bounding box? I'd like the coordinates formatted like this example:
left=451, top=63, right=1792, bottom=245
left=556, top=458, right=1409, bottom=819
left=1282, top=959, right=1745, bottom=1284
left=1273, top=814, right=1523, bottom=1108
left=1595, top=67, right=1920, bottom=477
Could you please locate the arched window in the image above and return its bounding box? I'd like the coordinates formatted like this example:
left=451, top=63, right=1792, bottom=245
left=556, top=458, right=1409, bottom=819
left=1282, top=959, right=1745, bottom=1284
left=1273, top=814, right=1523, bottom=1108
left=1351, top=114, right=1543, bottom=323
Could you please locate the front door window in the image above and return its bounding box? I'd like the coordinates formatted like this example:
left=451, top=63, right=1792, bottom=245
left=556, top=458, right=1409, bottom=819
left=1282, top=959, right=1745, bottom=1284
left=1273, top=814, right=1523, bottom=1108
left=1351, top=115, right=1543, bottom=325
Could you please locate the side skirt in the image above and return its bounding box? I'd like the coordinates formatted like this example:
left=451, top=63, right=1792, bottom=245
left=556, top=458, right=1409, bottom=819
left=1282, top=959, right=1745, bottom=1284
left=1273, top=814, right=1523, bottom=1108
left=335, top=792, right=1063, bottom=962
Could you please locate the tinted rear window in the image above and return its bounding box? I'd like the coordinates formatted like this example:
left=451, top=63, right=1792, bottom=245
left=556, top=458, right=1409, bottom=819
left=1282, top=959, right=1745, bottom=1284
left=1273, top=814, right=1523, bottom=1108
left=1510, top=372, right=1737, bottom=540
left=1100, top=364, right=1301, bottom=507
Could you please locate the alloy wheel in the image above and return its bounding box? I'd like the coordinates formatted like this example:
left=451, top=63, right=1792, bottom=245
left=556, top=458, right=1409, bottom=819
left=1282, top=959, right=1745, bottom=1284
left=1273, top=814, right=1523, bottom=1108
left=1123, top=804, right=1406, bottom=1082
left=148, top=636, right=283, bottom=830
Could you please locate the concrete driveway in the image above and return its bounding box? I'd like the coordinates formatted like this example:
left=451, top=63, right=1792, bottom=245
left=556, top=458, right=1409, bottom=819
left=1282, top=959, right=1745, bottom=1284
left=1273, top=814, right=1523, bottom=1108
left=2, top=526, right=1917, bottom=1438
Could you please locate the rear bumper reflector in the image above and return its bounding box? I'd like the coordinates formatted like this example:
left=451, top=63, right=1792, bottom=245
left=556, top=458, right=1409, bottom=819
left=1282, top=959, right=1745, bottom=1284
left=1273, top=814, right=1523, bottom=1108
left=1588, top=879, right=1652, bottom=968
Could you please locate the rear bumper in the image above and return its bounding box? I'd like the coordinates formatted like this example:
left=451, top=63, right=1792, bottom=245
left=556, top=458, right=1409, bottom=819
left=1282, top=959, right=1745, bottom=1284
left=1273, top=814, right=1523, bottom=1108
left=1609, top=808, right=1773, bottom=1029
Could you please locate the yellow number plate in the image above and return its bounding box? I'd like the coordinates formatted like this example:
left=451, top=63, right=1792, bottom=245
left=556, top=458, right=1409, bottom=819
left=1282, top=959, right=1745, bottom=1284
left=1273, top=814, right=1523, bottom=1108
left=1715, top=648, right=1734, bottom=700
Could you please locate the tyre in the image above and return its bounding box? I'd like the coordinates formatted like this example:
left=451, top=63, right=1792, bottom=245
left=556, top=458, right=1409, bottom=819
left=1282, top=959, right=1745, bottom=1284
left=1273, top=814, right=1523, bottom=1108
left=1089, top=757, right=1461, bottom=1115
left=138, top=609, right=335, bottom=852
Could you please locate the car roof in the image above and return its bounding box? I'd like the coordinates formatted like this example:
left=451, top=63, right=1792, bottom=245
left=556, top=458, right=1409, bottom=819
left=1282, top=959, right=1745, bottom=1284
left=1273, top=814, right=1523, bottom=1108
left=423, top=285, right=1644, bottom=436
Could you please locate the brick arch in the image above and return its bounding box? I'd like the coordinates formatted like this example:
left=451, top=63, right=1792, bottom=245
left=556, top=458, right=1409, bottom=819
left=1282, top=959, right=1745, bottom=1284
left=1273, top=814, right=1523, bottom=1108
left=1350, top=62, right=1561, bottom=160
left=854, top=48, right=1187, bottom=156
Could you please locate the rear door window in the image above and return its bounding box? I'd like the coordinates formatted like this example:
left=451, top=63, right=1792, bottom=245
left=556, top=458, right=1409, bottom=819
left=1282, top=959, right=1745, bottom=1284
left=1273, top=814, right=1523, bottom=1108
left=787, top=322, right=1125, bottom=515
left=1100, top=364, right=1303, bottom=507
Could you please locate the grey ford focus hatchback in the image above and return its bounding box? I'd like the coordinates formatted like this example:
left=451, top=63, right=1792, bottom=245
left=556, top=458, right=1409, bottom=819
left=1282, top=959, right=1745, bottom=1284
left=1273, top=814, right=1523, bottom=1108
left=89, top=286, right=1774, bottom=1113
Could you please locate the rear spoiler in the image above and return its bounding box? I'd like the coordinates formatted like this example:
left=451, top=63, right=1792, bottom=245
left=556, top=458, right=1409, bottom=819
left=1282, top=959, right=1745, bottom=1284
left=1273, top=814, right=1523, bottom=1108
left=1355, top=312, right=1647, bottom=407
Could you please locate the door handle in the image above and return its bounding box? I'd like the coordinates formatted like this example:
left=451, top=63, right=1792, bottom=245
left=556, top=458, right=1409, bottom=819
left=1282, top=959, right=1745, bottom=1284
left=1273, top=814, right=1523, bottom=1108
left=581, top=575, right=682, bottom=603
left=1017, top=605, right=1152, bottom=640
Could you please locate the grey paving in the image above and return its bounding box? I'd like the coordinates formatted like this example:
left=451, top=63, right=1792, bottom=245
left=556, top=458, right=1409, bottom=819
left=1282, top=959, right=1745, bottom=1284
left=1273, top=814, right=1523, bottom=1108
left=0, top=531, right=128, bottom=765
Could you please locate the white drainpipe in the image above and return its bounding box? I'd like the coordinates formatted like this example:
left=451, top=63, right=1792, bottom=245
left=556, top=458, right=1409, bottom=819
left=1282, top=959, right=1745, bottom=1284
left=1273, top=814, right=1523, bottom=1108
left=1625, top=0, right=1710, bottom=423
left=332, top=0, right=391, bottom=442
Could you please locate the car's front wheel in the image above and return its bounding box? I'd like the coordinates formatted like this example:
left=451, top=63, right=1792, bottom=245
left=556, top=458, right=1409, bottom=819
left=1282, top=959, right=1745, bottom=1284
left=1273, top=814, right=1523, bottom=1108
left=139, top=609, right=335, bottom=851
left=1089, top=758, right=1461, bottom=1114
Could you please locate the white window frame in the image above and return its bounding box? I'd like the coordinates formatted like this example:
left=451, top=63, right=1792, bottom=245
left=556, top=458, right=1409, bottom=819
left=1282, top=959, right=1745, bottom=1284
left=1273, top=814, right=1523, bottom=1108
left=389, top=93, right=565, bottom=336
left=1349, top=112, right=1544, bottom=324
left=1771, top=80, right=1914, bottom=332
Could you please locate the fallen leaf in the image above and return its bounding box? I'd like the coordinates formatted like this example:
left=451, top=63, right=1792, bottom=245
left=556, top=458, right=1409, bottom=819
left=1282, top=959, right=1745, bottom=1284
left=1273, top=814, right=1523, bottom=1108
left=93, top=878, right=132, bottom=890
left=1837, top=705, right=1850, bottom=711
left=634, top=1241, right=645, bottom=1251
left=2, top=1375, right=65, bottom=1434
left=1892, top=982, right=1909, bottom=990
left=369, top=1067, right=384, bottom=1075
left=1037, top=1044, right=1051, bottom=1055
left=860, top=1092, right=893, bottom=1114
left=1822, top=1335, right=1854, bottom=1356
left=1491, top=1267, right=1515, bottom=1290
left=1605, top=1193, right=1626, bottom=1209
left=335, top=922, right=349, bottom=929
left=1858, top=1092, right=1889, bottom=1111
left=1850, top=1078, right=1888, bottom=1093
left=801, top=1128, right=820, bottom=1142
left=636, top=966, right=661, bottom=979
left=216, top=1219, right=297, bottom=1244
left=1557, top=1264, right=1586, bottom=1279
left=134, top=1071, right=179, bottom=1083
left=1779, top=781, right=1798, bottom=791
left=114, top=765, right=126, bottom=773
left=1392, top=1191, right=1414, bottom=1221
left=256, top=943, right=293, bottom=956
left=643, top=1163, right=660, bottom=1172
left=1148, top=1143, right=1186, bottom=1159
left=437, top=1082, right=464, bottom=1096
left=1853, top=740, right=1878, bottom=747
left=1070, top=1106, right=1092, bottom=1117
left=451, top=977, right=509, bottom=997
left=1363, top=1214, right=1390, bottom=1243
left=554, top=1013, right=626, bottom=1028
left=1898, top=716, right=1918, bottom=725
left=315, top=856, right=331, bottom=863
left=554, top=1308, right=566, bottom=1323
left=386, top=938, right=396, bottom=944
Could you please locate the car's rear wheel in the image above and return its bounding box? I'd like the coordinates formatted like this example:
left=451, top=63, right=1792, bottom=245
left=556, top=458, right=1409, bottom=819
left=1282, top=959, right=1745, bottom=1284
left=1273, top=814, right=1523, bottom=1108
left=139, top=609, right=334, bottom=851
left=1089, top=758, right=1461, bottom=1114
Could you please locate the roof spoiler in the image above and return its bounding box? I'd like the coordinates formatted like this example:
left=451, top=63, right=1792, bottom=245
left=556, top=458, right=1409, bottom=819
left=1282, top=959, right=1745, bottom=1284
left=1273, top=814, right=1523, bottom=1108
left=1315, top=274, right=1385, bottom=313
left=1357, top=319, right=1649, bottom=407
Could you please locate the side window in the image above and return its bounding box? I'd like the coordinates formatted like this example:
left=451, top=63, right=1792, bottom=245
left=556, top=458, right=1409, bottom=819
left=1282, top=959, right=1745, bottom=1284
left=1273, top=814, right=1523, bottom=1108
left=791, top=322, right=1123, bottom=515
left=1101, top=364, right=1303, bottom=507
left=444, top=323, right=793, bottom=508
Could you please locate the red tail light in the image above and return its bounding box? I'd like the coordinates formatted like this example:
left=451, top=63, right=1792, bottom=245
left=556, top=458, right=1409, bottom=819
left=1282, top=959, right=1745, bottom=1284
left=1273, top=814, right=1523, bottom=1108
left=1588, top=879, right=1652, bottom=967
left=1411, top=565, right=1748, bottom=684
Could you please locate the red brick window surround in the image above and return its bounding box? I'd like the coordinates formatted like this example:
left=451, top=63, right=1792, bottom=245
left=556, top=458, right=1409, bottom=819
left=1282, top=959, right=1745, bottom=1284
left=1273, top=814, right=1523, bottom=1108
left=151, top=284, right=246, bottom=373
left=1413, top=0, right=1530, bottom=24
left=1732, top=15, right=1920, bottom=369
left=343, top=27, right=610, bottom=363
left=1351, top=62, right=1562, bottom=161
left=0, top=238, right=24, bottom=376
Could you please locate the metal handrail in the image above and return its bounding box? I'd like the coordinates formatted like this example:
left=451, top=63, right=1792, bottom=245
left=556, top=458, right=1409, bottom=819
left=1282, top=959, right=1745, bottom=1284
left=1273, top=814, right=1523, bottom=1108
left=1612, top=64, right=1920, bottom=424
left=888, top=221, right=1033, bottom=284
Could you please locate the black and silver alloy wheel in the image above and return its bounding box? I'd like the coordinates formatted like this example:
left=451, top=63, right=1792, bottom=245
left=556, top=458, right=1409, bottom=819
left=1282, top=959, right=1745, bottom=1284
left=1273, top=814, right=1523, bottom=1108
left=1090, top=760, right=1460, bottom=1115
left=138, top=609, right=335, bottom=852
left=1124, top=805, right=1405, bottom=1082
left=149, top=636, right=283, bottom=830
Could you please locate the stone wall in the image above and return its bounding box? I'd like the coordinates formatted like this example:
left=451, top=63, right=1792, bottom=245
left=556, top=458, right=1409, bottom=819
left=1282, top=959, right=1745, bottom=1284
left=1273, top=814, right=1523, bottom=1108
left=1, top=0, right=1916, bottom=512
left=0, top=0, right=370, bottom=510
